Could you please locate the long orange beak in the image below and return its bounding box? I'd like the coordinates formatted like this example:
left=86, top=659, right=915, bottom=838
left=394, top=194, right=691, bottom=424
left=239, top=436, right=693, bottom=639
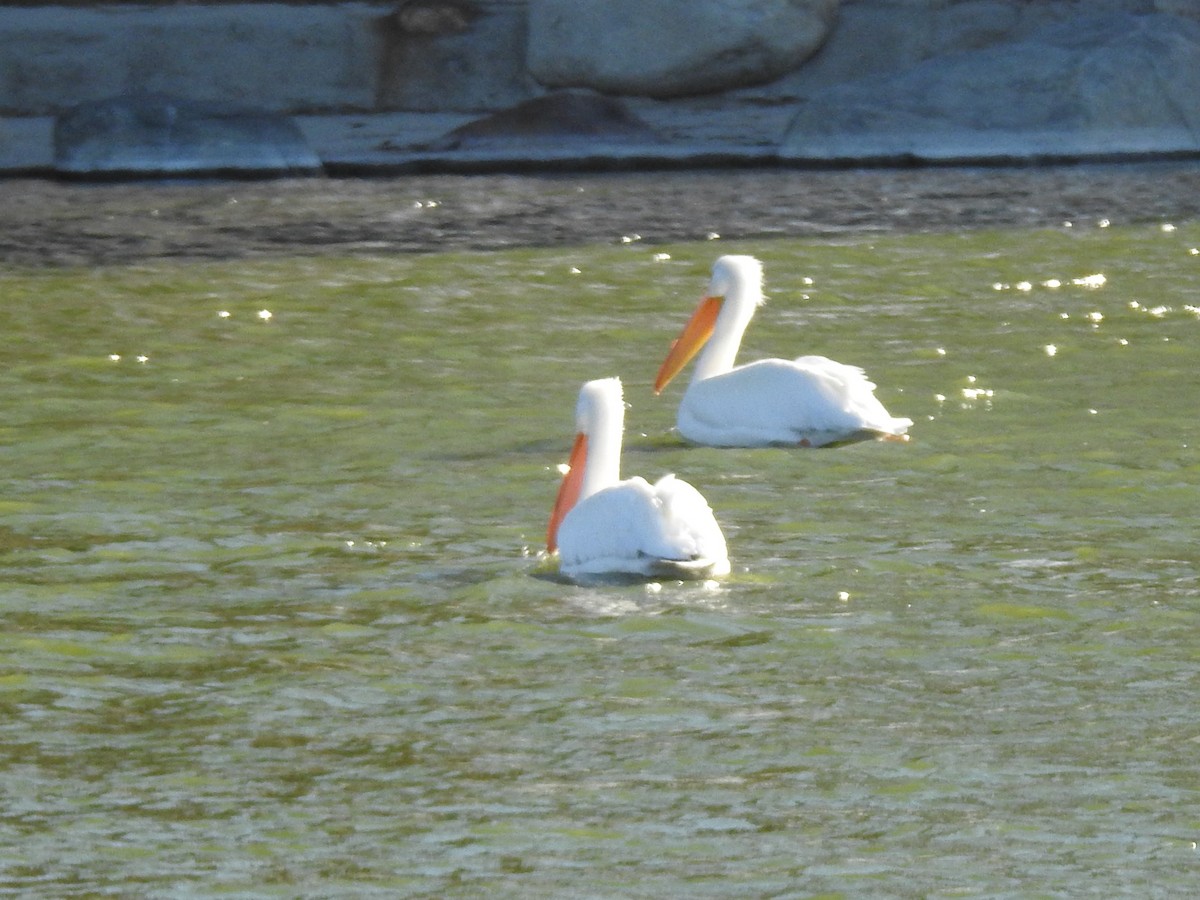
left=653, top=295, right=721, bottom=394
left=546, top=432, right=588, bottom=553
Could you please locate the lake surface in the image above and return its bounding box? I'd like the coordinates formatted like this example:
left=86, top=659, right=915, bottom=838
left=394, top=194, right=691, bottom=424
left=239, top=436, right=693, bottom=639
left=2, top=165, right=1199, bottom=896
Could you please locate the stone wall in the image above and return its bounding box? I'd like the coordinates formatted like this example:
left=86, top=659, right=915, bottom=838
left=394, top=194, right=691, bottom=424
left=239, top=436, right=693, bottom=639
left=2, top=0, right=1193, bottom=117
left=0, top=3, right=387, bottom=115
left=3, top=0, right=1199, bottom=172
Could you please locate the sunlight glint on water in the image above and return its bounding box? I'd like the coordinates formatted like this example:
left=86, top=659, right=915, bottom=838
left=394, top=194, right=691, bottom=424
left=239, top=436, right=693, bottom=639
left=1, top=217, right=1198, bottom=895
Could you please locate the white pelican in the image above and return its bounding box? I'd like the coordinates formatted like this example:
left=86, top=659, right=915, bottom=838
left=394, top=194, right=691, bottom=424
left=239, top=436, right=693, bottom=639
left=546, top=377, right=730, bottom=581
left=654, top=255, right=912, bottom=448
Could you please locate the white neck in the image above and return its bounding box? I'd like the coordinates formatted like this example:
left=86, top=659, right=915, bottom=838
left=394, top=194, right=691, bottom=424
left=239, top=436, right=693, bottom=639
left=691, top=273, right=760, bottom=384
left=578, top=378, right=625, bottom=500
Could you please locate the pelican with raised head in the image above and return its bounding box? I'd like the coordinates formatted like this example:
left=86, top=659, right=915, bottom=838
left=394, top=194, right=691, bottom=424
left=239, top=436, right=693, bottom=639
left=546, top=377, right=729, bottom=581
left=654, top=255, right=912, bottom=448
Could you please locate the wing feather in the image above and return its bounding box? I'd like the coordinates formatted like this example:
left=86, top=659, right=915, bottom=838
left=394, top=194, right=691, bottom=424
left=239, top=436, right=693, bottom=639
left=679, top=357, right=911, bottom=447
left=557, top=476, right=728, bottom=579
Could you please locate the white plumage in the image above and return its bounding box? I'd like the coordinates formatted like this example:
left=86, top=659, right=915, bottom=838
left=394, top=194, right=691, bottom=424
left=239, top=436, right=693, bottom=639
left=655, top=255, right=912, bottom=448
left=547, top=378, right=729, bottom=581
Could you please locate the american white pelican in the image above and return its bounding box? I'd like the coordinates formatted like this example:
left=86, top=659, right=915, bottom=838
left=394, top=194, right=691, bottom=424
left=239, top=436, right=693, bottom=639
left=654, top=255, right=912, bottom=448
left=546, top=377, right=730, bottom=581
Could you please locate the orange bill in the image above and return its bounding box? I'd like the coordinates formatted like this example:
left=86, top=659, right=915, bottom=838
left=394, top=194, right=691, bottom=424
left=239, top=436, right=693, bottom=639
left=653, top=295, right=721, bottom=394
left=546, top=432, right=588, bottom=553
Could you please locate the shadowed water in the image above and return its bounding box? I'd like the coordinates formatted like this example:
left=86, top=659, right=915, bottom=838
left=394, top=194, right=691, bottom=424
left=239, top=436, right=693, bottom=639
left=2, top=167, right=1199, bottom=896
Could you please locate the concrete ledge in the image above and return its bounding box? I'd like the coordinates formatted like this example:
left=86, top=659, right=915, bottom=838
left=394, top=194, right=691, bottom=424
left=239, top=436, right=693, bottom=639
left=0, top=116, right=53, bottom=173
left=7, top=110, right=1200, bottom=178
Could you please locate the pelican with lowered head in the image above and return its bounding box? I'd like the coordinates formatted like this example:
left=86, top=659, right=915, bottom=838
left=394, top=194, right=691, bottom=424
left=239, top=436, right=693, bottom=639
left=654, top=255, right=912, bottom=448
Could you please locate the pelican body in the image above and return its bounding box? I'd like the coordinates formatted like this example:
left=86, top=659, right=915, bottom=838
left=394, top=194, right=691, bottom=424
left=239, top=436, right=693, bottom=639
left=547, top=378, right=729, bottom=581
left=654, top=255, right=912, bottom=448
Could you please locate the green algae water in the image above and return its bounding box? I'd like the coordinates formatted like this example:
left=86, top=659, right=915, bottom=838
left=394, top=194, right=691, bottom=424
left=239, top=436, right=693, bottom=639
left=2, top=170, right=1199, bottom=895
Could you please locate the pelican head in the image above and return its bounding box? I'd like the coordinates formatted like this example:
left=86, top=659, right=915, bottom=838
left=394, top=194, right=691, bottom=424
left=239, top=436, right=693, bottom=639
left=708, top=254, right=764, bottom=302
left=654, top=255, right=766, bottom=394
left=547, top=377, right=625, bottom=553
